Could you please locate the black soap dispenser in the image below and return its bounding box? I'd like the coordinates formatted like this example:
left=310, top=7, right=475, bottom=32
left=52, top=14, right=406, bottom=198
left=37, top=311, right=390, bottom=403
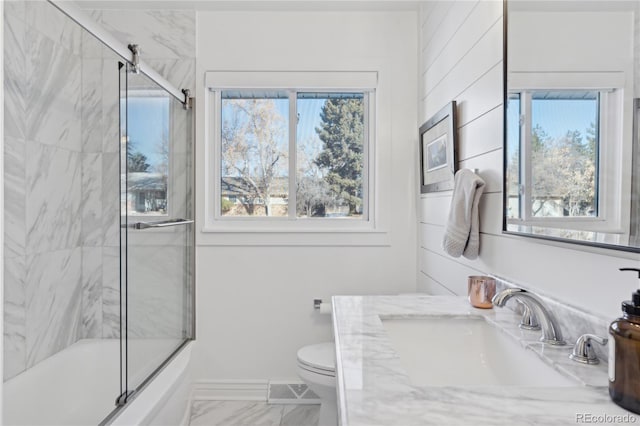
left=609, top=268, right=640, bottom=414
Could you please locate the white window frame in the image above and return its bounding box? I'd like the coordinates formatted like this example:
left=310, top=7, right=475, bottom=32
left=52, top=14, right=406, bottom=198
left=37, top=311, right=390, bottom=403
left=203, top=71, right=380, bottom=234
left=507, top=84, right=625, bottom=234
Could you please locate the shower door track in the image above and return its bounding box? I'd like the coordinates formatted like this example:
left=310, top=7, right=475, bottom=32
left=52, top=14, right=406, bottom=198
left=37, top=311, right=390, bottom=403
left=46, top=0, right=188, bottom=106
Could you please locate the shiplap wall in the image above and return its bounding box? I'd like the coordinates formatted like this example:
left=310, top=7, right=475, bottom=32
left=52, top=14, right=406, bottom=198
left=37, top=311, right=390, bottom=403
left=417, top=0, right=640, bottom=319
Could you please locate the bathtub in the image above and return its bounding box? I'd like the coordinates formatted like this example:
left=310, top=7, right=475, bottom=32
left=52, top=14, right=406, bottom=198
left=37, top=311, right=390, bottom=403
left=3, top=339, right=193, bottom=426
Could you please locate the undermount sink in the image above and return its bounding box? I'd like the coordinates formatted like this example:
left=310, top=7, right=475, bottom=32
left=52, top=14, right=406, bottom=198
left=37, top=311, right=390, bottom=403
left=381, top=317, right=575, bottom=387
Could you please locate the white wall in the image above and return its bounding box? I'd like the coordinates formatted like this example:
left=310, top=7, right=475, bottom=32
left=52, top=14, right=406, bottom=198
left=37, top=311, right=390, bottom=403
left=510, top=11, right=632, bottom=74
left=192, top=10, right=418, bottom=381
left=417, top=0, right=640, bottom=318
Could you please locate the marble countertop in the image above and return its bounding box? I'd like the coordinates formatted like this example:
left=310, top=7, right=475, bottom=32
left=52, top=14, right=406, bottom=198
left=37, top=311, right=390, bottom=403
left=332, top=295, right=639, bottom=426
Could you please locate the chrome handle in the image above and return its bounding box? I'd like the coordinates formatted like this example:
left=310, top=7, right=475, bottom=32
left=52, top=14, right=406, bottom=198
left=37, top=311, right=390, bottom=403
left=569, top=334, right=608, bottom=365
left=517, top=300, right=540, bottom=331
left=132, top=218, right=193, bottom=230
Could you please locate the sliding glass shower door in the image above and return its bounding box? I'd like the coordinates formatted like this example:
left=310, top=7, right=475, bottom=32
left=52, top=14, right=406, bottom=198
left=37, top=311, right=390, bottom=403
left=119, top=63, right=194, bottom=401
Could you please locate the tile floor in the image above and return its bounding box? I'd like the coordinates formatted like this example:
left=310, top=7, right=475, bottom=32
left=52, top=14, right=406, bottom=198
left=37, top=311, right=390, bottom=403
left=189, top=401, right=320, bottom=426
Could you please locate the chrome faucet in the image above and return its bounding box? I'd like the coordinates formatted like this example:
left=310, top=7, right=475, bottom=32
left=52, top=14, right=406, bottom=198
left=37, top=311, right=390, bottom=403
left=569, top=334, right=608, bottom=364
left=492, top=288, right=566, bottom=345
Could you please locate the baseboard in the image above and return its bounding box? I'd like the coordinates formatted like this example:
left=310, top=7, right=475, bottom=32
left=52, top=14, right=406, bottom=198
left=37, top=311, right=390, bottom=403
left=191, top=380, right=269, bottom=401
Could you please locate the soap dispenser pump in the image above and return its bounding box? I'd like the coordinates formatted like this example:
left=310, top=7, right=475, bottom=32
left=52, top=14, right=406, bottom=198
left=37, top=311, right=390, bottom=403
left=609, top=267, right=640, bottom=414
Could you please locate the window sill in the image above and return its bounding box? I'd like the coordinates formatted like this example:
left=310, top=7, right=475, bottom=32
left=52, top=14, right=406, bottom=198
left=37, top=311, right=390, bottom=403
left=196, top=227, right=390, bottom=247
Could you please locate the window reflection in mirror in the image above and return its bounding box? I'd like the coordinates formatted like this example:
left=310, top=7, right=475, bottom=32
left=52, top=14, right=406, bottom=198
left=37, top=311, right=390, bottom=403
left=507, top=91, right=600, bottom=221
left=506, top=93, right=521, bottom=221
left=504, top=0, right=638, bottom=250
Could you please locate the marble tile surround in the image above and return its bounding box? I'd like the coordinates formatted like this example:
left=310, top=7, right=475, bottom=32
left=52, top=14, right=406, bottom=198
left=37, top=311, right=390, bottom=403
left=86, top=9, right=196, bottom=92
left=25, top=248, right=83, bottom=368
left=25, top=141, right=82, bottom=255
left=4, top=1, right=85, bottom=380
left=81, top=6, right=196, bottom=341
left=3, top=256, right=26, bottom=378
left=3, top=1, right=196, bottom=379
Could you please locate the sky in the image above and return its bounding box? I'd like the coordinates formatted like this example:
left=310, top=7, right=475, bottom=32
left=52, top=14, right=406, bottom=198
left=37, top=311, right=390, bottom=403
left=296, top=98, right=325, bottom=146
left=507, top=96, right=597, bottom=153
left=127, top=96, right=171, bottom=170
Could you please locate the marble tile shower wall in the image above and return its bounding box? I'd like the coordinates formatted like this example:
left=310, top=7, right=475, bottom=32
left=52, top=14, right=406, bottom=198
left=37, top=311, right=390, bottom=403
left=88, top=9, right=196, bottom=94
left=4, top=1, right=84, bottom=379
left=78, top=29, right=123, bottom=341
left=82, top=8, right=196, bottom=340
left=3, top=2, right=196, bottom=380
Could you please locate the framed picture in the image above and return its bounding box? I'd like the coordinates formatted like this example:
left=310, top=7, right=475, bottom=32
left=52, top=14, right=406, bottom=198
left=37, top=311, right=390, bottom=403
left=419, top=101, right=457, bottom=193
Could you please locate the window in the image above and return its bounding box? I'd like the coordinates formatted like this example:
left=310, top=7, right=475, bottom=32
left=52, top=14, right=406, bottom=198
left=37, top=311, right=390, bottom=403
left=212, top=86, right=372, bottom=223
left=220, top=91, right=291, bottom=218
left=506, top=89, right=622, bottom=232
left=203, top=71, right=380, bottom=240
left=296, top=92, right=366, bottom=219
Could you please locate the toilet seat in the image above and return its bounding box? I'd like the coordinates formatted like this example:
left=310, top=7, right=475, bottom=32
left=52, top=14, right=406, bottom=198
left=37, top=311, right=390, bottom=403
left=298, top=362, right=335, bottom=377
left=297, top=342, right=335, bottom=377
left=296, top=342, right=338, bottom=425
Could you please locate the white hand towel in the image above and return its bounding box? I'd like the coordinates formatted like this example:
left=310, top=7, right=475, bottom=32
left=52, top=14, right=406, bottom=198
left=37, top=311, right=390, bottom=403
left=442, top=169, right=486, bottom=260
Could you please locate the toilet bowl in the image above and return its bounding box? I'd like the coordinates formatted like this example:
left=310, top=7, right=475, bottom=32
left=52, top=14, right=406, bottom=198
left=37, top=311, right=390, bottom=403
left=296, top=342, right=337, bottom=426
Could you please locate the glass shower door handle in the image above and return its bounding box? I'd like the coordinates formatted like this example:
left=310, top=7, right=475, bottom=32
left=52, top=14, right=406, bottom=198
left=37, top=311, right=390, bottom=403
left=132, top=218, right=194, bottom=230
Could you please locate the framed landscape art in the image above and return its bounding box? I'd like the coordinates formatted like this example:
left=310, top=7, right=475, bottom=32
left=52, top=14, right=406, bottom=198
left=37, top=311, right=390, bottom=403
left=419, top=101, right=457, bottom=193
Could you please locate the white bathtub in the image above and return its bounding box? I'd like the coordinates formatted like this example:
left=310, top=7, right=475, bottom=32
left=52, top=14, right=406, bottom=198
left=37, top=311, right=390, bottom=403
left=3, top=339, right=193, bottom=426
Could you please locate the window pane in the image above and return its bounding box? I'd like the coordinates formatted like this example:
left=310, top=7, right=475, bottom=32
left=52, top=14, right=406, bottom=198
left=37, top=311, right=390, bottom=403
left=530, top=91, right=598, bottom=218
left=126, top=93, right=170, bottom=215
left=220, top=91, right=289, bottom=217
left=296, top=93, right=365, bottom=219
left=506, top=93, right=521, bottom=219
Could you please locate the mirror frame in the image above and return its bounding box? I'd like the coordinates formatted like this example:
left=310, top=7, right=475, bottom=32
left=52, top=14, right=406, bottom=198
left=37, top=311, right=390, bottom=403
left=501, top=0, right=640, bottom=254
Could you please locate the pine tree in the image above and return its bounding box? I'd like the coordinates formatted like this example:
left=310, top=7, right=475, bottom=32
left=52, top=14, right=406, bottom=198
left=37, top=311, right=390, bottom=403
left=128, top=151, right=150, bottom=173
left=314, top=98, right=364, bottom=215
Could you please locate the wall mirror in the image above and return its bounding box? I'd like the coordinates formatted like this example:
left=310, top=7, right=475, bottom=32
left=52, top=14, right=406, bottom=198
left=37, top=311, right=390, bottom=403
left=504, top=0, right=640, bottom=252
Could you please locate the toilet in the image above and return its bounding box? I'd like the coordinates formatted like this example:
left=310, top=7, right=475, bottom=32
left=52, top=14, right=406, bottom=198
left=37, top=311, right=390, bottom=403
left=296, top=342, right=337, bottom=426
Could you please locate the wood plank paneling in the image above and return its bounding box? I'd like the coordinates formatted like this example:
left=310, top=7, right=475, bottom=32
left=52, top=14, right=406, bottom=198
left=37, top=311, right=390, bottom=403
left=418, top=271, right=456, bottom=295
left=451, top=62, right=503, bottom=127
left=421, top=1, right=456, bottom=51
left=420, top=249, right=484, bottom=295
left=421, top=61, right=503, bottom=126
left=419, top=195, right=451, bottom=226
left=423, top=1, right=501, bottom=92
left=458, top=148, right=502, bottom=193
left=422, top=1, right=478, bottom=72
left=419, top=191, right=501, bottom=232
left=419, top=192, right=502, bottom=251
left=422, top=18, right=503, bottom=116
left=458, top=106, right=503, bottom=161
